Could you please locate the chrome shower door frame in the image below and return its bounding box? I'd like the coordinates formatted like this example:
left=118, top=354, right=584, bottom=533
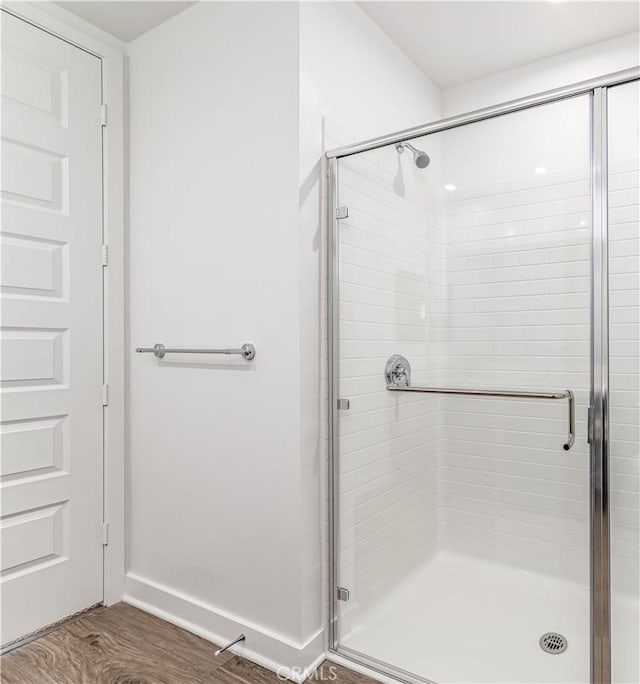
left=326, top=67, right=640, bottom=684
left=590, top=85, right=611, bottom=684
left=327, top=154, right=340, bottom=655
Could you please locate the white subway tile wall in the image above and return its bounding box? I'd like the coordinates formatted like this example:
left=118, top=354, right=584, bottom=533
left=439, top=167, right=591, bottom=584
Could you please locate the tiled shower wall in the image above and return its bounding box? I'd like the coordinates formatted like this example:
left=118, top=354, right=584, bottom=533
left=438, top=169, right=592, bottom=584
left=337, top=149, right=443, bottom=625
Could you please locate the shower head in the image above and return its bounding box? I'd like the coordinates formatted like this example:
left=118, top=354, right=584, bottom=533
left=396, top=142, right=430, bottom=169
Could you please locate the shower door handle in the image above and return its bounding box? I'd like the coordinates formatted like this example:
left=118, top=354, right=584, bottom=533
left=385, top=355, right=575, bottom=451
left=387, top=384, right=575, bottom=451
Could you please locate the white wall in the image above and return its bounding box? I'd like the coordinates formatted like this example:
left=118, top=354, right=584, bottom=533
left=444, top=31, right=640, bottom=116
left=300, top=2, right=441, bottom=148
left=126, top=2, right=325, bottom=675
left=126, top=0, right=444, bottom=674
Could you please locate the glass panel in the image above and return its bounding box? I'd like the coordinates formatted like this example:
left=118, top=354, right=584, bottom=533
left=334, top=95, right=591, bottom=683
left=608, top=80, right=640, bottom=684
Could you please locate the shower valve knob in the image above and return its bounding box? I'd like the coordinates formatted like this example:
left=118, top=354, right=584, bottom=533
left=385, top=354, right=412, bottom=387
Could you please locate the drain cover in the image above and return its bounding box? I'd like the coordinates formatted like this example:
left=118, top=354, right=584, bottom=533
left=540, top=632, right=568, bottom=654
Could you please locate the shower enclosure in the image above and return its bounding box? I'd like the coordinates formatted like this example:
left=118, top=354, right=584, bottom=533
left=327, top=69, right=639, bottom=684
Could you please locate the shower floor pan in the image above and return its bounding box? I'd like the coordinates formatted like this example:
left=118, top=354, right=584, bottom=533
left=340, top=551, right=639, bottom=684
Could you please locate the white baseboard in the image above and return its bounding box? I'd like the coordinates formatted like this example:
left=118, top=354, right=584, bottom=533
left=124, top=573, right=325, bottom=683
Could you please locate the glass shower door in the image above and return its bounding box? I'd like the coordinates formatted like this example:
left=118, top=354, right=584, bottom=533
left=331, top=95, right=592, bottom=683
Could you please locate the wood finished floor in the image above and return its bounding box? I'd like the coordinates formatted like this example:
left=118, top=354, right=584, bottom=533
left=0, top=603, right=375, bottom=684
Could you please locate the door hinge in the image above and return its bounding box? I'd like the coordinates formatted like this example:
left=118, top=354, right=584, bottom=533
left=337, top=587, right=350, bottom=602
left=102, top=244, right=109, bottom=267
left=337, top=398, right=350, bottom=410
left=102, top=384, right=109, bottom=406
left=100, top=104, right=108, bottom=127
left=587, top=406, right=594, bottom=444
left=336, top=206, right=349, bottom=220
left=102, top=522, right=109, bottom=546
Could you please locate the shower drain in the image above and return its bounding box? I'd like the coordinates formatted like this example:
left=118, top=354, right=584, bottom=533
left=539, top=632, right=568, bottom=654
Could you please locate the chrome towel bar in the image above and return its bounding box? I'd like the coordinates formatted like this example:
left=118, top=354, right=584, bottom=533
left=385, top=354, right=575, bottom=451
left=136, top=342, right=256, bottom=360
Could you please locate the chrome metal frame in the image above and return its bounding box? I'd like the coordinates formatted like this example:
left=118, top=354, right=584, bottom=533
left=334, top=645, right=438, bottom=684
left=327, top=156, right=340, bottom=653
left=326, top=68, right=639, bottom=159
left=326, top=68, right=639, bottom=684
left=590, top=87, right=611, bottom=684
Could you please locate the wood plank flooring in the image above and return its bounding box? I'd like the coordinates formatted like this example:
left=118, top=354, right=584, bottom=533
left=0, top=603, right=375, bottom=684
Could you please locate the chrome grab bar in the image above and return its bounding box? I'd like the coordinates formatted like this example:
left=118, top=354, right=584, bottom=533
left=135, top=342, right=256, bottom=360
left=384, top=355, right=575, bottom=451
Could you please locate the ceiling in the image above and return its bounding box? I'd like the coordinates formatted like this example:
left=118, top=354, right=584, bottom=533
left=358, top=1, right=640, bottom=88
left=52, top=1, right=639, bottom=71
left=54, top=1, right=195, bottom=42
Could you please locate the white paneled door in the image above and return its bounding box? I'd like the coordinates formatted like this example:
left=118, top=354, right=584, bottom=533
left=0, top=12, right=104, bottom=645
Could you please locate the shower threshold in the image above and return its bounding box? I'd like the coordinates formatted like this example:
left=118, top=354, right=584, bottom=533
left=339, top=551, right=638, bottom=684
